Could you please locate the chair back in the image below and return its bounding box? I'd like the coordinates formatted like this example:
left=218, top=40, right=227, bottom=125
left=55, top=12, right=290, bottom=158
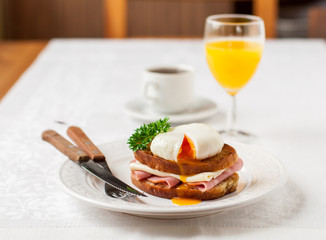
left=308, top=7, right=326, bottom=38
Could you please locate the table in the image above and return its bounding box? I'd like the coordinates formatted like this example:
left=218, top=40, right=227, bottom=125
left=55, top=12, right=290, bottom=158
left=0, top=41, right=46, bottom=100
left=0, top=39, right=326, bottom=239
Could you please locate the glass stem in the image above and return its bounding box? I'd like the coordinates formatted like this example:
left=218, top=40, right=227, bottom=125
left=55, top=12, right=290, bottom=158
left=227, top=95, right=236, bottom=136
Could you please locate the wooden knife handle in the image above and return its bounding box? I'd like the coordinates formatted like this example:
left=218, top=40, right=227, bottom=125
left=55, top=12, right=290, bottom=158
left=42, top=130, right=89, bottom=162
left=67, top=126, right=105, bottom=161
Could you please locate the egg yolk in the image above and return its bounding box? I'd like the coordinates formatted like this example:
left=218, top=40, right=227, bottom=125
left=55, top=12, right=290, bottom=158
left=180, top=175, right=188, bottom=182
left=177, top=135, right=196, bottom=161
left=171, top=197, right=202, bottom=206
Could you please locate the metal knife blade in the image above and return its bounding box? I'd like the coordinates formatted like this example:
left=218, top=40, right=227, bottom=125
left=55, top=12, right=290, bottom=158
left=78, top=160, right=146, bottom=197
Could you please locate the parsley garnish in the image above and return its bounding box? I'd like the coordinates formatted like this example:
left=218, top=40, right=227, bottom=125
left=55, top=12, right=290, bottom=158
left=127, top=117, right=171, bottom=151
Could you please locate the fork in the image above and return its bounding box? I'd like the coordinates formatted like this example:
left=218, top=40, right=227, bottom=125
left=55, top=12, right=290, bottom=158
left=105, top=184, right=130, bottom=198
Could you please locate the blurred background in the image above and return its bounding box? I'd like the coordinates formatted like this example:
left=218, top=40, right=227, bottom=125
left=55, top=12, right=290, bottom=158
left=0, top=0, right=326, bottom=40
left=0, top=0, right=326, bottom=100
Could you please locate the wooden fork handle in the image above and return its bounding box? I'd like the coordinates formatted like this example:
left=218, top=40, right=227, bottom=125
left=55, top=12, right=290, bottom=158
left=67, top=126, right=105, bottom=161
left=42, top=130, right=89, bottom=162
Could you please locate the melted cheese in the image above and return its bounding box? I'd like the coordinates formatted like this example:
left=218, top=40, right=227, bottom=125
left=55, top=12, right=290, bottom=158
left=129, top=160, right=225, bottom=182
left=150, top=123, right=224, bottom=161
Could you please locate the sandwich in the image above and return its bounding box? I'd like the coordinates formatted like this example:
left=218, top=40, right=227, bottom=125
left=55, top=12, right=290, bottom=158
left=128, top=118, right=243, bottom=201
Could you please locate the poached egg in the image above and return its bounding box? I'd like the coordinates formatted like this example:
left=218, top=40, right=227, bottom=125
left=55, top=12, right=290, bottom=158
left=150, top=123, right=224, bottom=161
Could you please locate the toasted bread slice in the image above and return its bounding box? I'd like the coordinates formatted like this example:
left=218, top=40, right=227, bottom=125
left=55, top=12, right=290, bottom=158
left=133, top=144, right=238, bottom=175
left=131, top=172, right=239, bottom=200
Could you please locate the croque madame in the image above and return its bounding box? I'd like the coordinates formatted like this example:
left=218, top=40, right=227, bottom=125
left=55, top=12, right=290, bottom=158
left=128, top=120, right=243, bottom=200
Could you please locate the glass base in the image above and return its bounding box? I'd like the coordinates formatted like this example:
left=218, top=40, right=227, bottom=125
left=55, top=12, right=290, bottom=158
left=218, top=129, right=255, bottom=143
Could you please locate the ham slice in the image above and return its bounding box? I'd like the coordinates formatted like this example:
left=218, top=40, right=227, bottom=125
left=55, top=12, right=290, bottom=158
left=130, top=158, right=243, bottom=191
left=133, top=170, right=152, bottom=180
left=188, top=158, right=243, bottom=192
left=147, top=176, right=180, bottom=188
left=130, top=160, right=153, bottom=180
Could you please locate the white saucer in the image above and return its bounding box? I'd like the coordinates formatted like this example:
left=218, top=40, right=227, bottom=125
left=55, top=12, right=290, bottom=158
left=124, top=97, right=218, bottom=123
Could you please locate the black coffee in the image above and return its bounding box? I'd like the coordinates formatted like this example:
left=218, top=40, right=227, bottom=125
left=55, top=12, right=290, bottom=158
left=149, top=68, right=187, bottom=74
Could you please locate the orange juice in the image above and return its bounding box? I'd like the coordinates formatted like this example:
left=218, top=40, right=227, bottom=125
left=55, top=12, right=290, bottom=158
left=205, top=40, right=263, bottom=95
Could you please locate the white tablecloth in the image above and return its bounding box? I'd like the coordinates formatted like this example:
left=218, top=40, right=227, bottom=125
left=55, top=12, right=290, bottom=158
left=0, top=39, right=326, bottom=239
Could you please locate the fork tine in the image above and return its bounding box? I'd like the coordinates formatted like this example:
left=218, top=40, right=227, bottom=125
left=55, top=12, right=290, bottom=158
left=105, top=184, right=129, bottom=198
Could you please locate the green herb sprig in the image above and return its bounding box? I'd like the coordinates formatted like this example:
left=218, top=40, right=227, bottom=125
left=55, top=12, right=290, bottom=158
left=127, top=117, right=171, bottom=151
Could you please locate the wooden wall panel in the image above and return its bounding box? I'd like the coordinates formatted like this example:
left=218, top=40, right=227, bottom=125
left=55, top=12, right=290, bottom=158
left=0, top=0, right=3, bottom=39
left=253, top=0, right=278, bottom=38
left=127, top=0, right=234, bottom=37
left=308, top=7, right=326, bottom=38
left=2, top=0, right=238, bottom=39
left=104, top=0, right=127, bottom=38
left=3, top=0, right=104, bottom=39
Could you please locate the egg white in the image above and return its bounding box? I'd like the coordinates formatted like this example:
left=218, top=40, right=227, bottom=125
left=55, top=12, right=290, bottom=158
left=150, top=123, right=224, bottom=161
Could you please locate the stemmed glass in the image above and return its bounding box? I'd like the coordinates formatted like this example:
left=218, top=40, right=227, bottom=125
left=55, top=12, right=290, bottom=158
left=204, top=14, right=265, bottom=139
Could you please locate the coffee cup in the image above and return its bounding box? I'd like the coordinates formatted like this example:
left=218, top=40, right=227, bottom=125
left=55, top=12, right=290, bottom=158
left=142, top=65, right=194, bottom=113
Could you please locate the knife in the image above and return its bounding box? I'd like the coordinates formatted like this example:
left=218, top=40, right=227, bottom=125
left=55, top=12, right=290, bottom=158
left=66, top=126, right=133, bottom=198
left=66, top=126, right=113, bottom=172
left=42, top=130, right=146, bottom=197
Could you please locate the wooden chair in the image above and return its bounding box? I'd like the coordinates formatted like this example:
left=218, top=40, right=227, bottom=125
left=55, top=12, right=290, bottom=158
left=103, top=0, right=278, bottom=39
left=308, top=7, right=326, bottom=38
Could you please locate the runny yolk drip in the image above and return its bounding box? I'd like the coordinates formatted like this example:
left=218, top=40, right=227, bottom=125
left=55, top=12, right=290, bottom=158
left=180, top=174, right=196, bottom=183
left=180, top=175, right=188, bottom=182
left=173, top=139, right=200, bottom=206
left=177, top=135, right=196, bottom=179
left=174, top=141, right=201, bottom=206
left=171, top=197, right=202, bottom=206
left=177, top=135, right=196, bottom=162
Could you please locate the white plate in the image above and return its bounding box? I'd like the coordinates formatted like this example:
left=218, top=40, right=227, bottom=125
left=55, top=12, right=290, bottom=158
left=124, top=97, right=218, bottom=123
left=58, top=140, right=287, bottom=219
